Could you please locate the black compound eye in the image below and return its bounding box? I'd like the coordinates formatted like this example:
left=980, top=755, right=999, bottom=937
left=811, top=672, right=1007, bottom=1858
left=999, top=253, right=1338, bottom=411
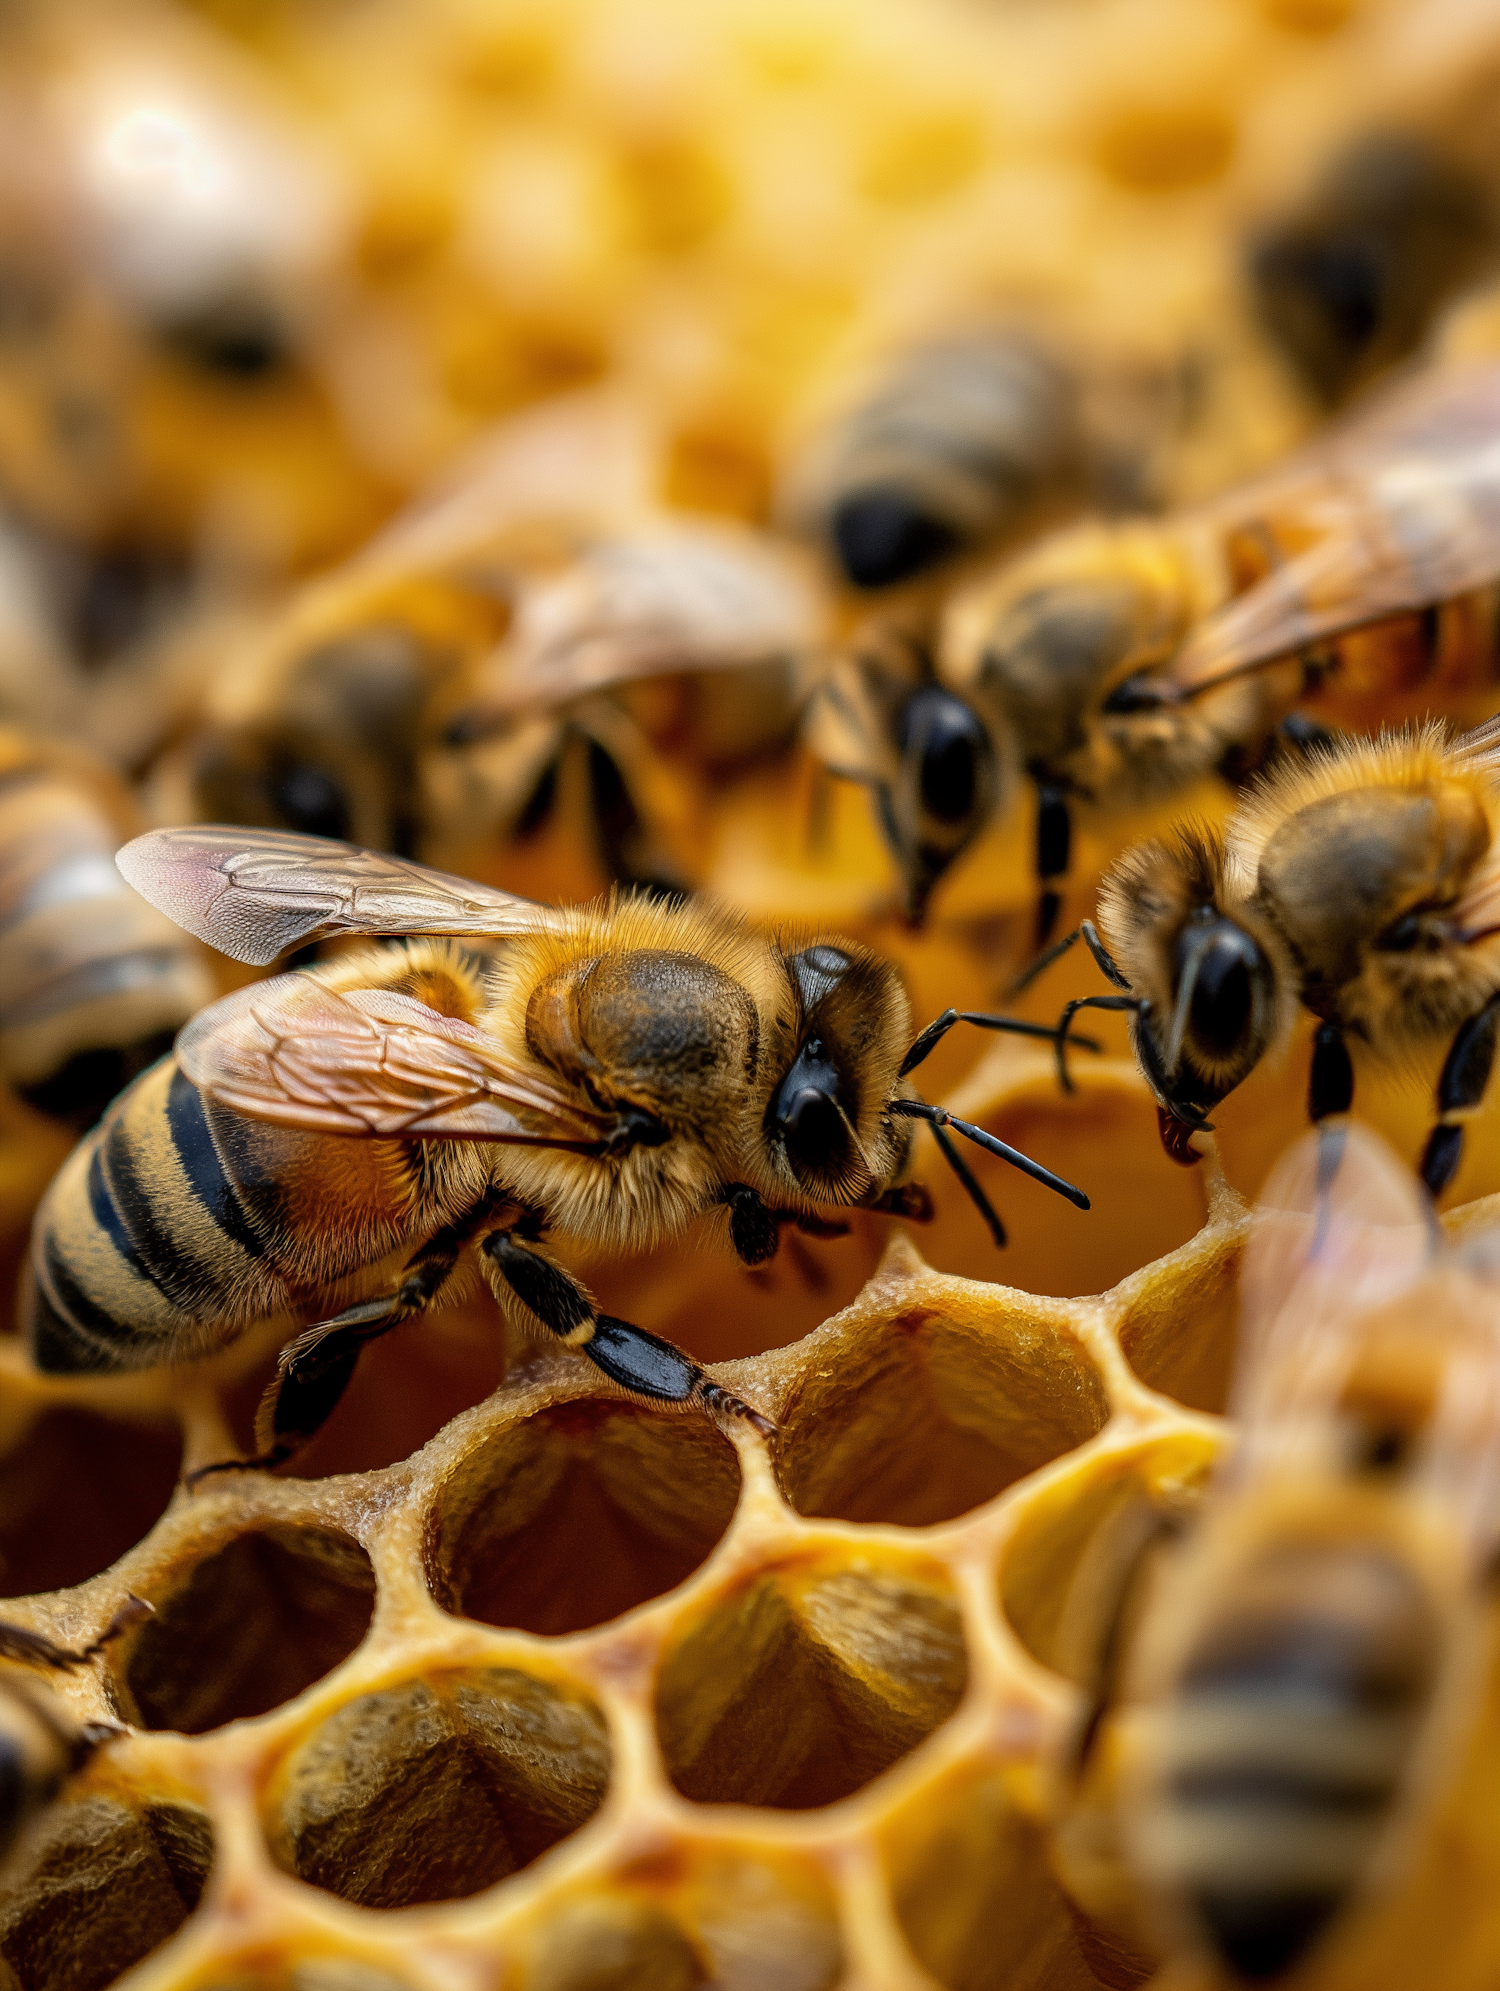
left=768, top=1036, right=850, bottom=1179
left=898, top=686, right=989, bottom=826
left=1101, top=672, right=1168, bottom=716
left=1377, top=910, right=1424, bottom=952
left=161, top=304, right=291, bottom=380
left=270, top=762, right=351, bottom=841
left=1174, top=919, right=1265, bottom=1061
left=830, top=489, right=962, bottom=589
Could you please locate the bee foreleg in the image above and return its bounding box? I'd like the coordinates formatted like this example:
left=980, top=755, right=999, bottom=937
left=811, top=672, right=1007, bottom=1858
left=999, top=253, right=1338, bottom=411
left=482, top=1230, right=775, bottom=1434
left=1308, top=1023, right=1355, bottom=1121
left=899, top=1008, right=1102, bottom=1079
left=1053, top=995, right=1142, bottom=1092
left=1421, top=993, right=1500, bottom=1197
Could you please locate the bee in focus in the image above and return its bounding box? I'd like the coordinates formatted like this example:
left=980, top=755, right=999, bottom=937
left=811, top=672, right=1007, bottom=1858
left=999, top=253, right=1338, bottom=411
left=1112, top=1125, right=1500, bottom=1984
left=31, top=827, right=1090, bottom=1474
left=927, top=356, right=1500, bottom=951
left=0, top=1598, right=149, bottom=1867
left=0, top=729, right=211, bottom=1129
left=776, top=328, right=1085, bottom=592
left=157, top=389, right=828, bottom=897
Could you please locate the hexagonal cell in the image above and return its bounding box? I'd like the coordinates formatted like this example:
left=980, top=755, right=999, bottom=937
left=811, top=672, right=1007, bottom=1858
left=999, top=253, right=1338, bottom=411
left=509, top=1847, right=843, bottom=1991
left=0, top=1791, right=211, bottom=1991
left=656, top=1550, right=967, bottom=1809
left=427, top=1400, right=740, bottom=1636
left=0, top=1406, right=180, bottom=1597
left=224, top=1296, right=506, bottom=1480
left=882, top=1759, right=1102, bottom=1991
left=773, top=1292, right=1109, bottom=1527
left=119, top=1526, right=376, bottom=1732
left=917, top=1068, right=1209, bottom=1300
left=266, top=1665, right=611, bottom=1909
left=997, top=1435, right=1218, bottom=1684
left=1115, top=1226, right=1243, bottom=1414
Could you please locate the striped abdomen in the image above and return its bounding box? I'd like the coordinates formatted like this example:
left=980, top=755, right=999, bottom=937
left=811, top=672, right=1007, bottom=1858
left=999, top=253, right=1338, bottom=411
left=26, top=1057, right=454, bottom=1376
left=0, top=752, right=211, bottom=1126
left=1138, top=1537, right=1439, bottom=1984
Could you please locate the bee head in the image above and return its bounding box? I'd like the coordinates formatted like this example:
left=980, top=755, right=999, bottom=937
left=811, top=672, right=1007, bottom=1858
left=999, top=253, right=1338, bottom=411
left=888, top=684, right=1001, bottom=922
left=1099, top=829, right=1287, bottom=1113
left=765, top=942, right=911, bottom=1202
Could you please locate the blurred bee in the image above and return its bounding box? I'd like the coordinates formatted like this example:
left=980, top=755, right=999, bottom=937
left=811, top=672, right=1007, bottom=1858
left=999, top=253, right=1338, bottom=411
left=0, top=729, right=211, bottom=1128
left=0, top=1, right=388, bottom=633
left=776, top=329, right=1084, bottom=591
left=157, top=389, right=829, bottom=895
left=1116, top=1125, right=1500, bottom=1984
left=935, top=355, right=1500, bottom=951
left=1051, top=715, right=1500, bottom=1194
left=1251, top=128, right=1496, bottom=409
left=25, top=827, right=1089, bottom=1473
left=0, top=1596, right=149, bottom=1867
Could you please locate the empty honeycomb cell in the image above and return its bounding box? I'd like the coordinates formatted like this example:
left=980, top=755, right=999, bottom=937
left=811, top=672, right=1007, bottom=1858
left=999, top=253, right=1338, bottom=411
left=267, top=1666, right=611, bottom=1909
left=427, top=1399, right=740, bottom=1636
left=0, top=1792, right=212, bottom=1991
left=0, top=1406, right=180, bottom=1597
left=1115, top=1223, right=1243, bottom=1414
left=656, top=1552, right=967, bottom=1809
left=772, top=1292, right=1109, bottom=1527
left=1093, top=107, right=1237, bottom=190
left=882, top=1761, right=1103, bottom=1991
left=997, top=1435, right=1219, bottom=1684
left=120, top=1526, right=376, bottom=1733
left=224, top=1298, right=507, bottom=1482
left=920, top=1070, right=1209, bottom=1302
left=513, top=1848, right=844, bottom=1991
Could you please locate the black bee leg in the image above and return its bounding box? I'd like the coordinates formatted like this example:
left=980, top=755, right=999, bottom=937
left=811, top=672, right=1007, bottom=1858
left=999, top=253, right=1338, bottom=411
left=188, top=1222, right=480, bottom=1486
left=1308, top=1023, right=1355, bottom=1121
left=1035, top=785, right=1072, bottom=951
left=899, top=1008, right=1102, bottom=1079
left=1079, top=920, right=1133, bottom=990
left=1053, top=995, right=1142, bottom=1093
left=483, top=1230, right=775, bottom=1435
left=1421, top=994, right=1500, bottom=1197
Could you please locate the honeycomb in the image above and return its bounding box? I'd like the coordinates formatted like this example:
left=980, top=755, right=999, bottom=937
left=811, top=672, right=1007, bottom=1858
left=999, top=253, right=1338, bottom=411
left=2, top=0, right=1500, bottom=1988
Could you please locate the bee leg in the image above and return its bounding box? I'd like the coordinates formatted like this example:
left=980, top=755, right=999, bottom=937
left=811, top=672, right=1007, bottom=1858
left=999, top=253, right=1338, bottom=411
left=1034, top=785, right=1072, bottom=951
left=1308, top=1023, right=1355, bottom=1121
left=1053, top=995, right=1142, bottom=1092
left=482, top=1230, right=775, bottom=1435
left=191, top=1223, right=482, bottom=1485
left=1420, top=994, right=1500, bottom=1197
left=899, top=1008, right=1102, bottom=1079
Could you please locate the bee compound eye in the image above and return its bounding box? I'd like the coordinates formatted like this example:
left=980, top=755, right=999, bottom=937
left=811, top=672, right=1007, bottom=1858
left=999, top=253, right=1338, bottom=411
left=830, top=489, right=962, bottom=589
left=1175, top=922, right=1265, bottom=1061
left=899, top=687, right=989, bottom=827
left=779, top=1085, right=843, bottom=1164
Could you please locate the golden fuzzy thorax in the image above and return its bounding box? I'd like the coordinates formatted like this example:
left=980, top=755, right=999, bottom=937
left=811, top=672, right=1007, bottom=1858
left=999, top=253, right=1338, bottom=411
left=1230, top=727, right=1500, bottom=1046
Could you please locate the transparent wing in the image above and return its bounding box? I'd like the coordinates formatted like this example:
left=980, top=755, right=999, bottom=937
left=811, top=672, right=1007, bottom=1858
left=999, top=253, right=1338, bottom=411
left=461, top=522, right=826, bottom=726
left=1233, top=1120, right=1434, bottom=1437
left=176, top=975, right=615, bottom=1145
left=117, top=827, right=572, bottom=966
left=1167, top=361, right=1500, bottom=699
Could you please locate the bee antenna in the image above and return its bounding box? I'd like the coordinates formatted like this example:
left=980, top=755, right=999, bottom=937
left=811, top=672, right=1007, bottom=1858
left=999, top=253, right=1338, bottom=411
left=891, top=1098, right=1090, bottom=1210
left=1009, top=926, right=1083, bottom=997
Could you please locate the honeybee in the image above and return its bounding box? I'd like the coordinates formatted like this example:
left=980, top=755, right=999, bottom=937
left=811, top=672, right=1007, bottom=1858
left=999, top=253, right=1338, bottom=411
left=0, top=729, right=211, bottom=1128
left=1052, top=718, right=1500, bottom=1193
left=776, top=329, right=1084, bottom=591
left=938, top=356, right=1500, bottom=951
left=160, top=389, right=828, bottom=894
left=0, top=1597, right=149, bottom=1867
left=28, top=827, right=1088, bottom=1471
left=1116, top=1124, right=1500, bottom=1983
left=1251, top=129, right=1496, bottom=409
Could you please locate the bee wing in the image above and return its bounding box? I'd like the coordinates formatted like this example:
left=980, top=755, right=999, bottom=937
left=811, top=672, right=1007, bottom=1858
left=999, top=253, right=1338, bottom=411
left=462, top=523, right=826, bottom=727
left=117, top=827, right=571, bottom=967
left=176, top=976, right=614, bottom=1145
left=1233, top=1121, right=1434, bottom=1434
left=1168, top=442, right=1500, bottom=698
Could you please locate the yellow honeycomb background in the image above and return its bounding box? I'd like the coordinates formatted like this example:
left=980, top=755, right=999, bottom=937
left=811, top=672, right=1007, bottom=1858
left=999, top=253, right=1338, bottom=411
left=1, top=1, right=1499, bottom=1989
